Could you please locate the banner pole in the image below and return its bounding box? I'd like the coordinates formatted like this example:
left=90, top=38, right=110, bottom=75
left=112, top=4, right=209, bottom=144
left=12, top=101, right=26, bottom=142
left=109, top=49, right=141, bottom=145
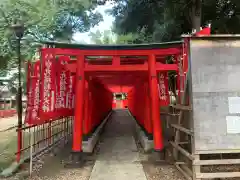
left=29, top=128, right=34, bottom=176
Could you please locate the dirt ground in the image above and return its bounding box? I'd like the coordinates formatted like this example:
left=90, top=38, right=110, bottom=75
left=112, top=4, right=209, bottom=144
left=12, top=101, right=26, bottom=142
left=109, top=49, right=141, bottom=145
left=0, top=116, right=19, bottom=172
left=0, top=116, right=19, bottom=132
left=136, top=138, right=185, bottom=180
left=0, top=115, right=28, bottom=173
left=0, top=111, right=185, bottom=180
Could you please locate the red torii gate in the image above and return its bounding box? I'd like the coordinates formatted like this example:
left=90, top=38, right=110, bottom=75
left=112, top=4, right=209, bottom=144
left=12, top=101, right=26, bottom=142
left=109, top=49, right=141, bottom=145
left=43, top=41, right=183, bottom=154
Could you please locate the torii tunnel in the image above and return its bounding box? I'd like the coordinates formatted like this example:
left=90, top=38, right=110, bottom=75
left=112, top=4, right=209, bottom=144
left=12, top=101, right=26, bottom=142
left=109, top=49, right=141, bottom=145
left=43, top=41, right=187, bottom=153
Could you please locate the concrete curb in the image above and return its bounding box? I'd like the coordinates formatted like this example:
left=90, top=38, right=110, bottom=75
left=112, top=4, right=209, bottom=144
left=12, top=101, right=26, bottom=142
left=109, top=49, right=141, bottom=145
left=82, top=111, right=112, bottom=153
left=126, top=109, right=154, bottom=152
left=135, top=123, right=154, bottom=152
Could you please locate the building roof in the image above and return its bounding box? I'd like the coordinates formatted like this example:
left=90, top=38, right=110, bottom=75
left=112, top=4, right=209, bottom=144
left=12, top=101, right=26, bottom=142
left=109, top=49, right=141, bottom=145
left=41, top=41, right=183, bottom=50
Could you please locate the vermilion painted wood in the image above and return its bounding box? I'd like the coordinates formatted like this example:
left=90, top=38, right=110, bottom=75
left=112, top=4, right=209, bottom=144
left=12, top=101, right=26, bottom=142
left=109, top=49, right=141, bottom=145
left=83, top=81, right=90, bottom=135
left=97, top=74, right=146, bottom=93
left=45, top=43, right=185, bottom=153
left=52, top=48, right=181, bottom=56
left=88, top=91, right=93, bottom=132
left=112, top=56, right=121, bottom=66
left=144, top=82, right=152, bottom=134
left=72, top=55, right=85, bottom=152
left=87, top=77, right=112, bottom=134
left=148, top=54, right=163, bottom=151
left=66, top=62, right=178, bottom=73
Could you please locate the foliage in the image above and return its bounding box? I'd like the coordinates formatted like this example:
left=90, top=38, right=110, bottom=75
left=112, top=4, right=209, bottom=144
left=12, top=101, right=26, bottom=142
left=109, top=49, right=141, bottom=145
left=0, top=0, right=103, bottom=71
left=110, top=0, right=240, bottom=42
left=89, top=29, right=141, bottom=44
left=89, top=30, right=112, bottom=44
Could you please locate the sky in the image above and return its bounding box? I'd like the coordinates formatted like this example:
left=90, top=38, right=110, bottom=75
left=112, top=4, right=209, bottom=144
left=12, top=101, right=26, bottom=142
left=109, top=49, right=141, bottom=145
left=72, top=2, right=115, bottom=44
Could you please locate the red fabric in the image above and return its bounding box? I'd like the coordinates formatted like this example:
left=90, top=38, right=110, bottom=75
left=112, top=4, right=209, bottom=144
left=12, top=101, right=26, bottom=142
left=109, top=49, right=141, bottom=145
left=39, top=48, right=57, bottom=121
left=30, top=51, right=75, bottom=123
left=158, top=72, right=170, bottom=106
left=67, top=73, right=75, bottom=114
left=196, top=27, right=211, bottom=36
left=55, top=56, right=73, bottom=117
left=25, top=61, right=41, bottom=124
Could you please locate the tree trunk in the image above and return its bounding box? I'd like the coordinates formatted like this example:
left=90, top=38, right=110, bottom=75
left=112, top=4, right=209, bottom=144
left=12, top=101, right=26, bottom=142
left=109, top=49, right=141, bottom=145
left=191, top=0, right=202, bottom=32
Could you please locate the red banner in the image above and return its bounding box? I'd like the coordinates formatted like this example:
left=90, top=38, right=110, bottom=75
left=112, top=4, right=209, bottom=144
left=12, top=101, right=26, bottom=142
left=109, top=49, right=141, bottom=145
left=55, top=56, right=73, bottom=117
left=25, top=61, right=41, bottom=124
left=26, top=51, right=75, bottom=124
left=158, top=72, right=170, bottom=106
left=67, top=73, right=76, bottom=114
left=39, top=48, right=57, bottom=121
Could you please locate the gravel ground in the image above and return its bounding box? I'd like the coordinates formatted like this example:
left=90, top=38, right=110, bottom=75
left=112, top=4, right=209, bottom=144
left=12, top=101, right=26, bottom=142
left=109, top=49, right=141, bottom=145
left=142, top=163, right=184, bottom=180
left=1, top=110, right=185, bottom=180
left=26, top=142, right=96, bottom=180
left=135, top=136, right=185, bottom=180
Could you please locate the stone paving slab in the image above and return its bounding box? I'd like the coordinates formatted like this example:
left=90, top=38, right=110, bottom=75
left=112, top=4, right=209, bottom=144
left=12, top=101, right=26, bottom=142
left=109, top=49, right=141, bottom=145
left=89, top=110, right=147, bottom=180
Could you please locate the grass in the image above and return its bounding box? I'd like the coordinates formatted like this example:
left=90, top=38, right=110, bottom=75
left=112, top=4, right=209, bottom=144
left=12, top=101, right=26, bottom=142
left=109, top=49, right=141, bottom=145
left=0, top=118, right=73, bottom=173
left=0, top=129, right=18, bottom=172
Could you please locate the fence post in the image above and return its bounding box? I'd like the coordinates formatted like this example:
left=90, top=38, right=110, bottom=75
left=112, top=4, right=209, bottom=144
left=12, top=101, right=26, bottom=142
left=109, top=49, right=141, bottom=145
left=48, top=121, right=52, bottom=145
left=16, top=128, right=22, bottom=162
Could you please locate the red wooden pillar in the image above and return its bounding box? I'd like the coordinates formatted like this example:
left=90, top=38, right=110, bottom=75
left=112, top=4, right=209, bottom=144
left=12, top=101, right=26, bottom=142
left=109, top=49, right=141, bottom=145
left=72, top=54, right=85, bottom=152
left=88, top=91, right=93, bottom=133
left=148, top=54, right=163, bottom=151
left=144, top=82, right=152, bottom=134
left=83, top=81, right=90, bottom=135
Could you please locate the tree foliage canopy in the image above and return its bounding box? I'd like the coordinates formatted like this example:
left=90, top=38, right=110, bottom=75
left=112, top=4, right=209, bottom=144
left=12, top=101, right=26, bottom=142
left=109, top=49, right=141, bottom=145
left=110, top=0, right=240, bottom=42
left=0, top=0, right=103, bottom=72
left=89, top=29, right=140, bottom=44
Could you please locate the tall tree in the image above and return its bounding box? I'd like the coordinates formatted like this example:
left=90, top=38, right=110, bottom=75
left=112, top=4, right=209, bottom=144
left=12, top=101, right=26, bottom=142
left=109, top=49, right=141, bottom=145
left=110, top=0, right=240, bottom=42
left=0, top=0, right=103, bottom=71
left=89, top=29, right=140, bottom=44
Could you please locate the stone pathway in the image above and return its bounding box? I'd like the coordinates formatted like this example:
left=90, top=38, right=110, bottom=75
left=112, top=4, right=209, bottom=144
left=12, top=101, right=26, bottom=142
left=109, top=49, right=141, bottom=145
left=89, top=109, right=147, bottom=180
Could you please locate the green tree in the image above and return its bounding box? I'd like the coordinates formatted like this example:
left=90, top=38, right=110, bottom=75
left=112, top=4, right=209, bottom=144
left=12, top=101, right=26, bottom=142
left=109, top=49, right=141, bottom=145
left=110, top=0, right=240, bottom=42
left=0, top=0, right=103, bottom=71
left=89, top=30, right=106, bottom=44
left=89, top=29, right=140, bottom=44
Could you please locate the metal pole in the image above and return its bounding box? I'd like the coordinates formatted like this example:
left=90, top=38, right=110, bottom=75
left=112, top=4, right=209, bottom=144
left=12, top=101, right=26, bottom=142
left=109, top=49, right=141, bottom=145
left=11, top=21, right=24, bottom=162
left=16, top=37, right=23, bottom=162
left=17, top=37, right=23, bottom=127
